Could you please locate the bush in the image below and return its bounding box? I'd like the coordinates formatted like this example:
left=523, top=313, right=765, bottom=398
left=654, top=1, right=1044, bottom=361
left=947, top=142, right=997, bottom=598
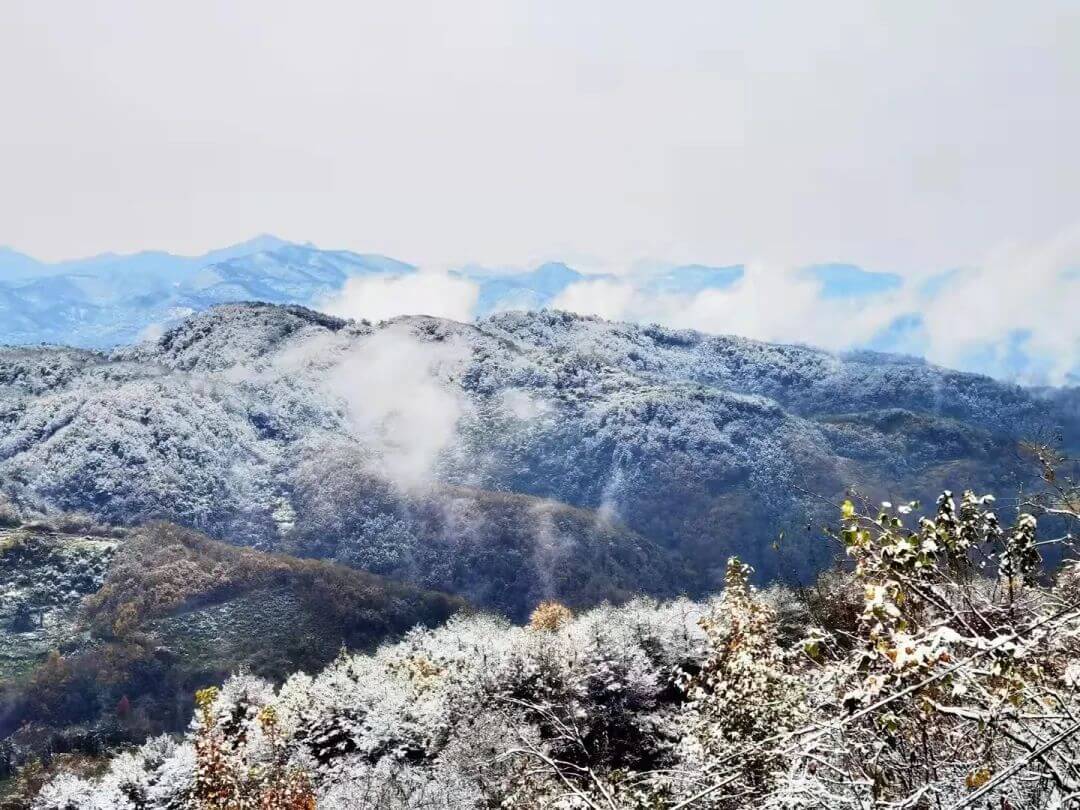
left=527, top=600, right=573, bottom=632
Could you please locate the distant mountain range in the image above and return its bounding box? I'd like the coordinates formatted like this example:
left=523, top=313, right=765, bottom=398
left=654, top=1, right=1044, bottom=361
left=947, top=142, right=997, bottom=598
left=0, top=236, right=418, bottom=347
left=1, top=237, right=839, bottom=349
left=4, top=237, right=1073, bottom=386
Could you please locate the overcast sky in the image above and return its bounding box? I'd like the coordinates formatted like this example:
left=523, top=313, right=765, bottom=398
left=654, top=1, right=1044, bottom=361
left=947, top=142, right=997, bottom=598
left=2, top=0, right=1077, bottom=275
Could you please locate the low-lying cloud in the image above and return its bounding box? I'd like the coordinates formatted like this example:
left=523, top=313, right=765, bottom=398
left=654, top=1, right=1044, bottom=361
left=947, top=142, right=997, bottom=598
left=314, top=225, right=1079, bottom=386
left=917, top=225, right=1080, bottom=385
left=326, top=325, right=473, bottom=489
left=552, top=263, right=910, bottom=354
left=322, top=268, right=479, bottom=324
left=257, top=321, right=475, bottom=490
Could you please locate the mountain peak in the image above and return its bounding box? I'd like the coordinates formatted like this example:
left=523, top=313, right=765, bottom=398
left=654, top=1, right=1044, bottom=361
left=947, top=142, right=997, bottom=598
left=202, top=234, right=293, bottom=263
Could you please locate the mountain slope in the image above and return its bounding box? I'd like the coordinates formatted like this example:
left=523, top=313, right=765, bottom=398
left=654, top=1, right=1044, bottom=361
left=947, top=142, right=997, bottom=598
left=0, top=513, right=462, bottom=772
left=0, top=304, right=1071, bottom=612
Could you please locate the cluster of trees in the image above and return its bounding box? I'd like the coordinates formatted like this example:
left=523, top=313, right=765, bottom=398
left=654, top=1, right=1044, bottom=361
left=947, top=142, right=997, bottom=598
left=285, top=445, right=688, bottom=621
left=83, top=522, right=461, bottom=643
left=0, top=520, right=462, bottom=792
left=26, top=449, right=1080, bottom=808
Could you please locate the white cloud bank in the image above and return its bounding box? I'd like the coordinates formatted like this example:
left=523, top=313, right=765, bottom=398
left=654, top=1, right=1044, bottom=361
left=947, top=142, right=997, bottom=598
left=918, top=225, right=1080, bottom=385
left=554, top=226, right=1079, bottom=384
left=552, top=263, right=909, bottom=353
left=321, top=269, right=478, bottom=324
left=313, top=225, right=1079, bottom=385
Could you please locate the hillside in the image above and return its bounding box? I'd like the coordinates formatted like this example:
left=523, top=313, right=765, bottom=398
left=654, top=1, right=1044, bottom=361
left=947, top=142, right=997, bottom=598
left=23, top=490, right=1080, bottom=808
left=0, top=512, right=461, bottom=784
left=1, top=303, right=1072, bottom=613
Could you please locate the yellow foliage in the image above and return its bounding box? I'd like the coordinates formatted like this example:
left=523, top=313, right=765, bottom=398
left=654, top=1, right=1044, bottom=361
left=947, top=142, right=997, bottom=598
left=195, top=686, right=220, bottom=712
left=528, top=600, right=573, bottom=632
left=111, top=601, right=140, bottom=638
left=193, top=685, right=316, bottom=809
left=965, top=767, right=992, bottom=790
left=259, top=705, right=279, bottom=730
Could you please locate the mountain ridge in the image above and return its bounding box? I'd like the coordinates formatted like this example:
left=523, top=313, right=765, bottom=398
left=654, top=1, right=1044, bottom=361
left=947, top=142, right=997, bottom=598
left=0, top=234, right=292, bottom=280
left=2, top=302, right=1071, bottom=615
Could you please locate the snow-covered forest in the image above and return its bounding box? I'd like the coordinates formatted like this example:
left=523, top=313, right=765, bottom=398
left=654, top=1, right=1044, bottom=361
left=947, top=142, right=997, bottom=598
left=4, top=303, right=1075, bottom=610
left=20, top=451, right=1080, bottom=809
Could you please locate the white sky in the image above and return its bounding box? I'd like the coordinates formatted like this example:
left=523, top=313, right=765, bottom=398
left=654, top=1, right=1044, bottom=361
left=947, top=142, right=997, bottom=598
left=2, top=1, right=1077, bottom=274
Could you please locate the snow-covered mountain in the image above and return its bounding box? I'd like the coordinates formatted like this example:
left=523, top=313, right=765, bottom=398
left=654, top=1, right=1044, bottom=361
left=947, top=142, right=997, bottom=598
left=0, top=235, right=290, bottom=281
left=0, top=238, right=415, bottom=347
left=2, top=303, right=1071, bottom=616
left=0, top=239, right=762, bottom=348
